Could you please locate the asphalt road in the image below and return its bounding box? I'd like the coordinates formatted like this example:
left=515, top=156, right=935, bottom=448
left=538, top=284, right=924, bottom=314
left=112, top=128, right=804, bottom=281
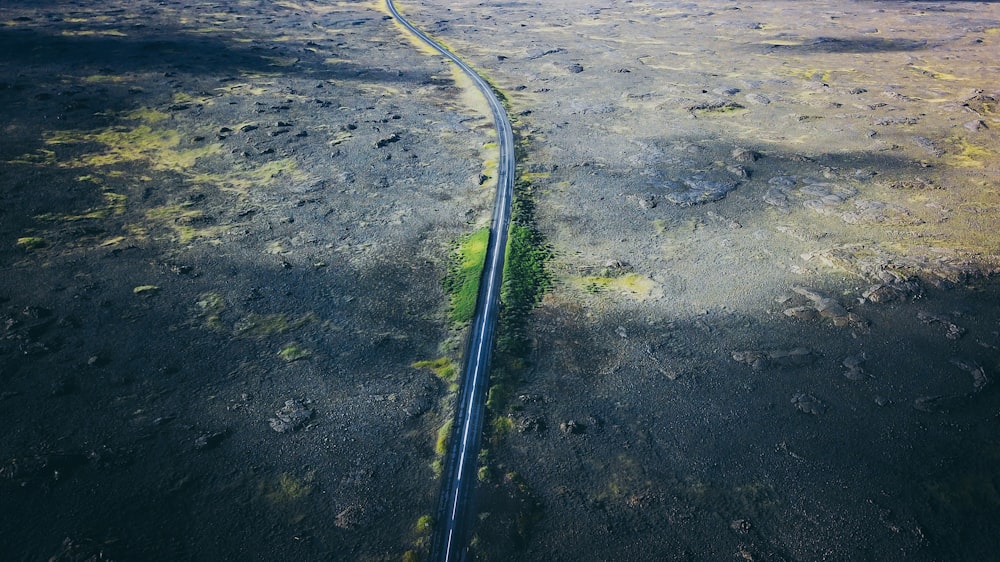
left=384, top=1, right=516, bottom=561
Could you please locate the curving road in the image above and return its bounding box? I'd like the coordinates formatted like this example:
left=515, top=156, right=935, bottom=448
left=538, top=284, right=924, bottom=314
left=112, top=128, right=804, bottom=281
left=385, top=1, right=515, bottom=561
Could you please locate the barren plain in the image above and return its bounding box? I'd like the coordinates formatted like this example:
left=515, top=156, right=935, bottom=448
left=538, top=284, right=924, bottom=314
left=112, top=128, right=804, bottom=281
left=2, top=0, right=1000, bottom=561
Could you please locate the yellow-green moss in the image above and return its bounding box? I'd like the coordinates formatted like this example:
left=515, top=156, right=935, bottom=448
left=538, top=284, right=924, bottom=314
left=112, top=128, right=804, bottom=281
left=132, top=285, right=160, bottom=295
left=435, top=419, right=453, bottom=456
left=278, top=343, right=311, bottom=362
left=579, top=273, right=662, bottom=299
left=412, top=357, right=457, bottom=383
left=16, top=236, right=48, bottom=251
left=7, top=148, right=57, bottom=166
left=415, top=515, right=433, bottom=534
left=263, top=472, right=315, bottom=504
left=442, top=227, right=490, bottom=324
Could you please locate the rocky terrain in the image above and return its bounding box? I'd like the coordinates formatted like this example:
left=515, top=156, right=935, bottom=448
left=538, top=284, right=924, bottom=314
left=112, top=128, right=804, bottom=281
left=3, top=0, right=1000, bottom=561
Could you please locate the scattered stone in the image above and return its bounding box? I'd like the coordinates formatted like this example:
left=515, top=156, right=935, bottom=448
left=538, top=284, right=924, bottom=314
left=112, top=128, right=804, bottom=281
left=763, top=187, right=790, bottom=208
left=374, top=132, right=400, bottom=148
left=874, top=396, right=890, bottom=407
left=842, top=353, right=867, bottom=380
left=517, top=414, right=546, bottom=433
left=730, top=147, right=760, bottom=163
left=882, top=177, right=934, bottom=190
left=560, top=420, right=584, bottom=434
left=863, top=284, right=905, bottom=304
left=628, top=193, right=657, bottom=209
left=841, top=199, right=923, bottom=226
left=706, top=210, right=742, bottom=229
left=727, top=164, right=750, bottom=178
left=911, top=136, right=944, bottom=157
left=745, top=93, right=771, bottom=105
left=800, top=183, right=859, bottom=215
left=687, top=99, right=745, bottom=113
left=769, top=176, right=798, bottom=189
left=731, top=350, right=770, bottom=370
left=801, top=243, right=968, bottom=290
left=875, top=115, right=920, bottom=126
left=730, top=519, right=752, bottom=534
left=87, top=353, right=110, bottom=367
left=913, top=394, right=965, bottom=413
left=269, top=399, right=314, bottom=433
left=791, top=393, right=825, bottom=415
left=335, top=505, right=365, bottom=529
left=194, top=430, right=227, bottom=450
left=791, top=286, right=851, bottom=324
left=783, top=306, right=819, bottom=321
left=662, top=176, right=739, bottom=206
left=239, top=124, right=258, bottom=133
left=527, top=47, right=565, bottom=59
left=950, top=357, right=988, bottom=391
left=568, top=63, right=584, bottom=73
left=732, top=347, right=817, bottom=370
left=963, top=120, right=987, bottom=132
left=917, top=310, right=965, bottom=340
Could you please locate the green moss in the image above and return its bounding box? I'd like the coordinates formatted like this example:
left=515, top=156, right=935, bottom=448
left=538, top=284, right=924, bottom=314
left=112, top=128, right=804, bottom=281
left=412, top=357, right=457, bottom=383
left=477, top=465, right=491, bottom=482
left=435, top=419, right=453, bottom=456
left=247, top=158, right=306, bottom=183
left=16, top=237, right=49, bottom=251
left=491, top=415, right=515, bottom=435
left=403, top=550, right=421, bottom=562
left=278, top=343, right=311, bottom=362
left=263, top=472, right=315, bottom=504
left=442, top=227, right=490, bottom=324
left=132, top=285, right=161, bottom=295
left=415, top=515, right=433, bottom=534
left=497, top=180, right=552, bottom=356
left=44, top=116, right=220, bottom=173
left=7, top=148, right=57, bottom=166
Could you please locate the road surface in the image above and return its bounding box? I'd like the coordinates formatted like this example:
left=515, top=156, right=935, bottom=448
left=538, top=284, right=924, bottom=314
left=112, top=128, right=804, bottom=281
left=385, top=1, right=516, bottom=561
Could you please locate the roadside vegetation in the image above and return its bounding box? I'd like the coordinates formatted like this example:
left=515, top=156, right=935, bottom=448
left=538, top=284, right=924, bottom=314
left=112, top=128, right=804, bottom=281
left=441, top=227, right=491, bottom=324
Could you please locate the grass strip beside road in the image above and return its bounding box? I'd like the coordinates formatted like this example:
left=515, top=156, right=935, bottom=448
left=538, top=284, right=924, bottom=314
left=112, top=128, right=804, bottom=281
left=442, top=227, right=490, bottom=324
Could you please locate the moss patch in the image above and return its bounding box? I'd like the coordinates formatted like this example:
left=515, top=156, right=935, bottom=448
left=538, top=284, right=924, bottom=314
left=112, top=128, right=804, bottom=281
left=263, top=472, right=315, bottom=505
left=435, top=419, right=453, bottom=456
left=412, top=357, right=458, bottom=388
left=497, top=179, right=552, bottom=356
left=16, top=237, right=49, bottom=251
left=442, top=227, right=490, bottom=324
left=278, top=343, right=311, bottom=362
left=578, top=273, right=662, bottom=299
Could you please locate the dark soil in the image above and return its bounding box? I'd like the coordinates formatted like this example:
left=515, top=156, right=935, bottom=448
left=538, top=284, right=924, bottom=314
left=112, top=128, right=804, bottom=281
left=1, top=1, right=490, bottom=560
